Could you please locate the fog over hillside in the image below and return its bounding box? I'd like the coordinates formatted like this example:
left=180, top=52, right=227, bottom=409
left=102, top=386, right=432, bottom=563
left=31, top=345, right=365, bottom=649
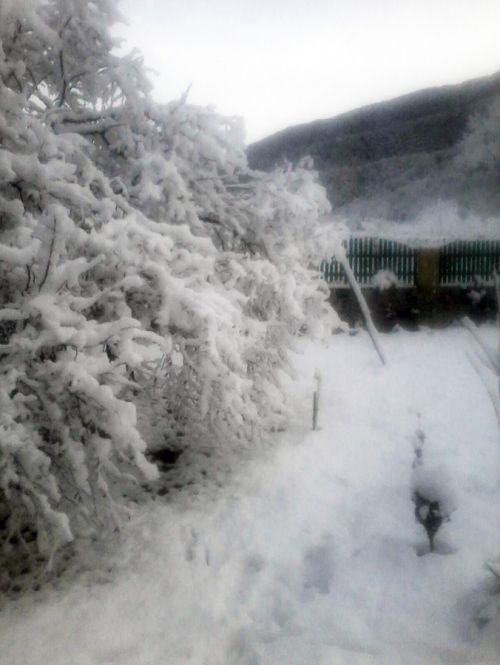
left=248, top=71, right=500, bottom=236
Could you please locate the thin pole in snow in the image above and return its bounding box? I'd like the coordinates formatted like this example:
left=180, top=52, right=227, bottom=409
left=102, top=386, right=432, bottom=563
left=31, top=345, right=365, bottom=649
left=335, top=244, right=387, bottom=366
left=495, top=270, right=500, bottom=396
left=312, top=369, right=321, bottom=431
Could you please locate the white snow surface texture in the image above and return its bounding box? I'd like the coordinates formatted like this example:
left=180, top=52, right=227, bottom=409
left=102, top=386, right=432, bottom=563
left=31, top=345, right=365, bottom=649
left=2, top=326, right=500, bottom=665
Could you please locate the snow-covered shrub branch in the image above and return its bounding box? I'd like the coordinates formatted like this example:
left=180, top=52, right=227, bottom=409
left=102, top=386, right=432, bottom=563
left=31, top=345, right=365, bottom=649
left=0, top=0, right=338, bottom=561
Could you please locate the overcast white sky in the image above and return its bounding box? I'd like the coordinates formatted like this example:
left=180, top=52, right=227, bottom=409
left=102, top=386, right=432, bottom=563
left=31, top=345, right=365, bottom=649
left=117, top=0, right=500, bottom=144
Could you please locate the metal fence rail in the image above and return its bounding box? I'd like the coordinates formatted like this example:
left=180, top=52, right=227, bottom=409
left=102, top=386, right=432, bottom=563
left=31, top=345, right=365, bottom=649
left=321, top=238, right=500, bottom=287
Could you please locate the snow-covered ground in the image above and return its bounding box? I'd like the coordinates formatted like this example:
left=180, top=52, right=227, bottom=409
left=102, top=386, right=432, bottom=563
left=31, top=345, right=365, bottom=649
left=2, top=326, right=500, bottom=665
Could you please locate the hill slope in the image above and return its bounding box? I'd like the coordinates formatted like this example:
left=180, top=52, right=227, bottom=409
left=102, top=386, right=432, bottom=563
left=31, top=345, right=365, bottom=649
left=248, top=72, right=500, bottom=226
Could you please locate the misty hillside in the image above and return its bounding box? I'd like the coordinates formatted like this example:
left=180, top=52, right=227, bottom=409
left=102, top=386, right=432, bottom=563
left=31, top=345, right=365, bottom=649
left=247, top=72, right=500, bottom=227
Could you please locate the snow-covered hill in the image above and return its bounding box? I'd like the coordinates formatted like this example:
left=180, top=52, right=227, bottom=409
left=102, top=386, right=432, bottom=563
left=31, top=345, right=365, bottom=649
left=248, top=72, right=500, bottom=228
left=2, top=327, right=500, bottom=664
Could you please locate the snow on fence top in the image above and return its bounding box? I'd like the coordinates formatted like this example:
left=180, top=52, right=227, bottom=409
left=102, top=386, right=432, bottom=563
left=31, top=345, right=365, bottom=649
left=320, top=237, right=500, bottom=287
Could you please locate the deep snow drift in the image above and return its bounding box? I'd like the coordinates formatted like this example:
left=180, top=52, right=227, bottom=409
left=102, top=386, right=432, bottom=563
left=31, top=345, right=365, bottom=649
left=1, top=326, right=500, bottom=665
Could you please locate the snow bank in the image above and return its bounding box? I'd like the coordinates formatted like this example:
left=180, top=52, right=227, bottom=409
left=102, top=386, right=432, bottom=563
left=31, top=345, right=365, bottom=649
left=1, top=327, right=499, bottom=664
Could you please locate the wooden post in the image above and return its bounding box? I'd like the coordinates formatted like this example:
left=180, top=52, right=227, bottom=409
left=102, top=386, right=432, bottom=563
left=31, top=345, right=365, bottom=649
left=416, top=248, right=440, bottom=296
left=312, top=370, right=321, bottom=431
left=415, top=247, right=440, bottom=318
left=312, top=391, right=319, bottom=431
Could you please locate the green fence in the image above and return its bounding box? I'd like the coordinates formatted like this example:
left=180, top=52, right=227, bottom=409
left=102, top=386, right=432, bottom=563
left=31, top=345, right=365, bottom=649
left=439, top=240, right=500, bottom=285
left=321, top=237, right=500, bottom=287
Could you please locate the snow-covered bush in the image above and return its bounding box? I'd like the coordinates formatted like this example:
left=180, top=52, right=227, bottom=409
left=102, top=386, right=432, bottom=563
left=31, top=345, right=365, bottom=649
left=0, top=0, right=337, bottom=563
left=0, top=7, right=163, bottom=564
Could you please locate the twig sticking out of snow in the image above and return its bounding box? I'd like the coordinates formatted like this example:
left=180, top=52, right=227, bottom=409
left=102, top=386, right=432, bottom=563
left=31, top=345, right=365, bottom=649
left=334, top=244, right=386, bottom=366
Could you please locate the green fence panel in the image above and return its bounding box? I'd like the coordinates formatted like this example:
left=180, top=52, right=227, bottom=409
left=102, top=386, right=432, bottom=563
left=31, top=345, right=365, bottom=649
left=438, top=240, right=500, bottom=284
left=320, top=238, right=500, bottom=286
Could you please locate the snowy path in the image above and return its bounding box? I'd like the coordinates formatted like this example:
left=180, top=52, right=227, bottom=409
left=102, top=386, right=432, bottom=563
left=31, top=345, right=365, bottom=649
left=2, top=327, right=500, bottom=665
